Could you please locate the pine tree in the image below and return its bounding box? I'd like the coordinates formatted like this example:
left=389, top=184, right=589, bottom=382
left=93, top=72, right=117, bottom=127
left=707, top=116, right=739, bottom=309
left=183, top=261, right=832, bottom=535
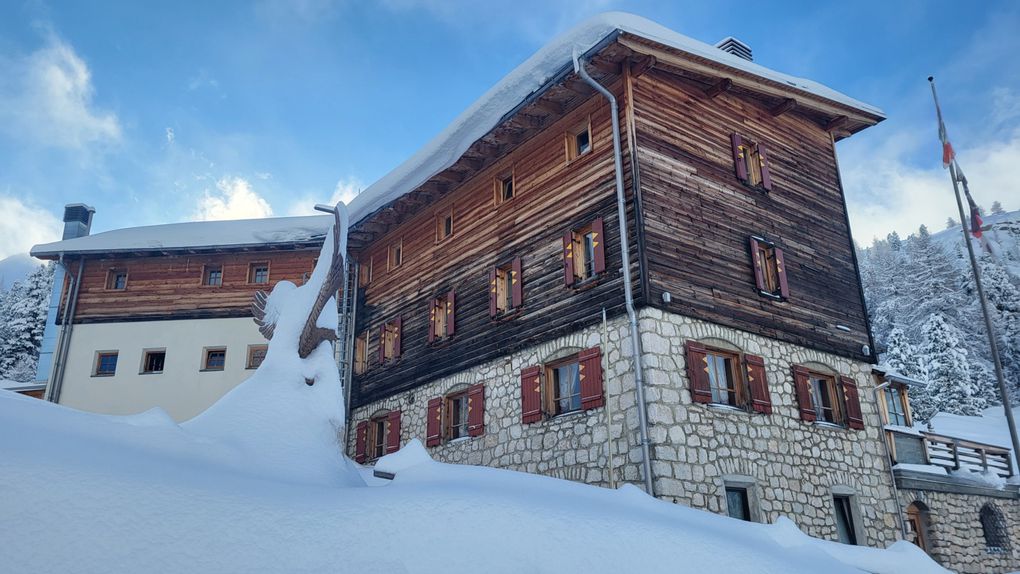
left=0, top=263, right=55, bottom=382
left=946, top=217, right=957, bottom=229
left=882, top=327, right=921, bottom=378
left=912, top=313, right=987, bottom=421
left=990, top=201, right=1004, bottom=215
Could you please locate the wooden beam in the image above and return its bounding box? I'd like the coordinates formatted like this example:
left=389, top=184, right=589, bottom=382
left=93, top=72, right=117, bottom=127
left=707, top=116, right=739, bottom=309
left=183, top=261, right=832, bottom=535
left=562, top=77, right=593, bottom=96
left=825, top=115, right=849, bottom=132
left=770, top=98, right=797, bottom=117
left=703, top=78, right=732, bottom=99
left=531, top=98, right=565, bottom=116
left=628, top=55, right=656, bottom=78
left=433, top=170, right=465, bottom=184
left=590, top=58, right=622, bottom=76
left=459, top=156, right=485, bottom=170
left=359, top=220, right=389, bottom=235
left=513, top=113, right=545, bottom=129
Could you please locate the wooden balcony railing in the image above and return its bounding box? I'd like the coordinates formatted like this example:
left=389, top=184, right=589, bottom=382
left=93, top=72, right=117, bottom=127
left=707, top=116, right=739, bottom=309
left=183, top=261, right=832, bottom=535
left=886, top=428, right=1014, bottom=480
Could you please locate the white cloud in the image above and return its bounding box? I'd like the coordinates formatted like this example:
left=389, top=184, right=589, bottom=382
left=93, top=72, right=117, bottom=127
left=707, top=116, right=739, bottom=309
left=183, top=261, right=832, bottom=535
left=0, top=35, right=121, bottom=149
left=193, top=177, right=274, bottom=221
left=0, top=195, right=62, bottom=259
left=165, top=127, right=175, bottom=145
left=287, top=177, right=363, bottom=216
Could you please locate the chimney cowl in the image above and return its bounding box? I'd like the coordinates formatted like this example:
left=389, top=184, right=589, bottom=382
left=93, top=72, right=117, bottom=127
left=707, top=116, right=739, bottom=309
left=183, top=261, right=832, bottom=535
left=61, top=203, right=95, bottom=240
left=715, top=37, right=753, bottom=62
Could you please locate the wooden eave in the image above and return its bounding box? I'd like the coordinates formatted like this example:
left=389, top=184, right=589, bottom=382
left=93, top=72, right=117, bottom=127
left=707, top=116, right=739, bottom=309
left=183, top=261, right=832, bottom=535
left=31, top=240, right=323, bottom=261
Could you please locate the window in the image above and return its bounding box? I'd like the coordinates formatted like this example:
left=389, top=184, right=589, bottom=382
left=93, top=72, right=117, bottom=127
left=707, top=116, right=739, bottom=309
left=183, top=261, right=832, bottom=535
left=725, top=487, right=752, bottom=521
left=685, top=341, right=772, bottom=414
left=388, top=241, right=402, bottom=270
left=426, top=385, right=485, bottom=446
left=730, top=133, right=773, bottom=191
left=793, top=366, right=863, bottom=429
left=833, top=495, right=858, bottom=545
left=379, top=319, right=402, bottom=363
left=106, top=269, right=127, bottom=290
left=980, top=503, right=1011, bottom=551
left=94, top=351, right=118, bottom=376
left=248, top=262, right=269, bottom=284
left=567, top=118, right=592, bottom=161
left=563, top=218, right=605, bottom=287
left=906, top=502, right=931, bottom=553
left=428, top=292, right=455, bottom=343
left=884, top=385, right=908, bottom=426
left=201, top=347, right=226, bottom=371
left=436, top=210, right=454, bottom=242
left=810, top=373, right=844, bottom=425
left=358, top=257, right=372, bottom=288
left=446, top=390, right=470, bottom=440
left=370, top=415, right=388, bottom=461
left=549, top=359, right=582, bottom=416
left=521, top=348, right=604, bottom=423
left=704, top=347, right=744, bottom=408
left=141, top=350, right=166, bottom=374
left=354, top=412, right=402, bottom=463
left=490, top=257, right=523, bottom=317
left=246, top=345, right=267, bottom=369
left=203, top=265, right=223, bottom=286
left=353, top=331, right=369, bottom=375
left=494, top=172, right=514, bottom=205
left=749, top=236, right=788, bottom=299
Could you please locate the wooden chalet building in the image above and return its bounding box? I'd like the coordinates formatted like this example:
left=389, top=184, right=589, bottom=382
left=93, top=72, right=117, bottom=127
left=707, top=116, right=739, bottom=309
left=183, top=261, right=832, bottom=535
left=31, top=214, right=332, bottom=421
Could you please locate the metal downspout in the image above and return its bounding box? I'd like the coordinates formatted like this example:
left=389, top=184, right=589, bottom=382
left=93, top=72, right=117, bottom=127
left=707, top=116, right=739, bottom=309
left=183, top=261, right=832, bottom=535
left=574, top=53, right=654, bottom=496
left=48, top=256, right=84, bottom=404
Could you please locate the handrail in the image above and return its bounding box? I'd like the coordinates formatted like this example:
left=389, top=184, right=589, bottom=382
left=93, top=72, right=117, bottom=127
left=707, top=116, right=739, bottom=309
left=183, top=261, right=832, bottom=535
left=885, top=427, right=1014, bottom=479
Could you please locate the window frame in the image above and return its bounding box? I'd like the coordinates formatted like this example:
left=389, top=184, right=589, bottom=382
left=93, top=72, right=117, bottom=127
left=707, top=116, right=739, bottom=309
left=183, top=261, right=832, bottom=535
left=353, top=330, right=369, bottom=375
left=93, top=351, right=119, bottom=377
left=831, top=487, right=865, bottom=546
left=494, top=264, right=514, bottom=315
left=367, top=413, right=390, bottom=462
left=445, top=389, right=470, bottom=441
left=430, top=295, right=450, bottom=342
left=544, top=355, right=583, bottom=417
left=721, top=475, right=760, bottom=522
left=905, top=502, right=931, bottom=553
left=246, top=344, right=267, bottom=370
left=572, top=224, right=596, bottom=283
left=494, top=170, right=515, bottom=206
left=201, top=347, right=227, bottom=372
left=140, top=349, right=167, bottom=375
left=105, top=269, right=128, bottom=291
left=358, top=257, right=372, bottom=288
left=566, top=116, right=592, bottom=162
left=809, top=371, right=845, bottom=426
left=750, top=236, right=788, bottom=300
left=248, top=262, right=270, bottom=285
left=980, top=503, right=1011, bottom=552
left=703, top=345, right=747, bottom=409
left=730, top=133, right=772, bottom=191
left=202, top=264, right=223, bottom=287
left=387, top=240, right=403, bottom=271
left=435, top=208, right=454, bottom=242
left=381, top=320, right=401, bottom=363
left=882, top=384, right=910, bottom=427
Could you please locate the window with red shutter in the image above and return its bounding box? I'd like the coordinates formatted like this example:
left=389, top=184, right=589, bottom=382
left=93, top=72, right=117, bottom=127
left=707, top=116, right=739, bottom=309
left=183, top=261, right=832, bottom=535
left=750, top=236, right=788, bottom=300
left=757, top=143, right=773, bottom=191
left=429, top=293, right=455, bottom=342
left=520, top=365, right=543, bottom=423
left=562, top=230, right=575, bottom=287
left=792, top=365, right=816, bottom=422
left=841, top=376, right=865, bottom=430
left=354, top=420, right=369, bottom=463
left=578, top=346, right=604, bottom=410
left=685, top=341, right=713, bottom=404
left=467, top=384, right=485, bottom=437
left=730, top=133, right=771, bottom=191
left=493, top=259, right=523, bottom=317
left=744, top=354, right=772, bottom=414
left=381, top=319, right=401, bottom=362
left=564, top=218, right=606, bottom=286
left=386, top=410, right=402, bottom=454
left=731, top=133, right=748, bottom=183
left=426, top=397, right=443, bottom=447
left=511, top=256, right=523, bottom=308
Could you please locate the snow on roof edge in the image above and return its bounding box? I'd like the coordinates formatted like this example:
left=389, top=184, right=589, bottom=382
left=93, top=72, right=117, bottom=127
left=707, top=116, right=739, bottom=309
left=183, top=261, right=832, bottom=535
left=343, top=11, right=884, bottom=227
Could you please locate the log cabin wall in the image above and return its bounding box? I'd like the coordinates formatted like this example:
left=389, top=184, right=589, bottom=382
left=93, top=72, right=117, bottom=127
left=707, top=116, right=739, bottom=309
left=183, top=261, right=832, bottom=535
left=63, top=249, right=319, bottom=323
left=630, top=67, right=871, bottom=362
left=352, top=83, right=641, bottom=407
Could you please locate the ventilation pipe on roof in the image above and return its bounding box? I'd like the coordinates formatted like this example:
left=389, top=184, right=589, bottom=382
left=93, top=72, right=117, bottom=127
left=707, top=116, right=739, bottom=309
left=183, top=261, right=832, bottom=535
left=715, top=37, right=753, bottom=61
left=573, top=50, right=654, bottom=497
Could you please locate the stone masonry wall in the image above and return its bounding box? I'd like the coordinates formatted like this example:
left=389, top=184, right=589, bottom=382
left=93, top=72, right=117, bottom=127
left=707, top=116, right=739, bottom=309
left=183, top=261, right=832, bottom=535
left=349, top=308, right=902, bottom=547
left=898, top=488, right=1020, bottom=573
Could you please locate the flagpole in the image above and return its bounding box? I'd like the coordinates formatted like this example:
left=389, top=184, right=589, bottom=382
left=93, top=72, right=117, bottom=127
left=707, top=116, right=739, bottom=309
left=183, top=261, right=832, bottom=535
left=928, top=76, right=1020, bottom=470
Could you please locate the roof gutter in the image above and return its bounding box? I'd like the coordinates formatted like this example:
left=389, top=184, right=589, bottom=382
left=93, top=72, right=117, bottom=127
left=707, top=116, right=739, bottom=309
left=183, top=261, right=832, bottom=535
left=574, top=50, right=654, bottom=497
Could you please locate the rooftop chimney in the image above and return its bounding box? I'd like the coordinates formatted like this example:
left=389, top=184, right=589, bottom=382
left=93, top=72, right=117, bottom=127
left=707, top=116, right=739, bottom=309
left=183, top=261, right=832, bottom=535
left=62, top=203, right=95, bottom=240
left=715, top=37, right=753, bottom=62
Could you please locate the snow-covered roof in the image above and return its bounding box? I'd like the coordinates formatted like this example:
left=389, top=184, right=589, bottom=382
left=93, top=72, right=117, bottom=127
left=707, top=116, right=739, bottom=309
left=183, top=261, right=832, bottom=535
left=31, top=215, right=332, bottom=257
left=872, top=366, right=927, bottom=387
left=1, top=380, right=45, bottom=393
left=342, top=12, right=884, bottom=226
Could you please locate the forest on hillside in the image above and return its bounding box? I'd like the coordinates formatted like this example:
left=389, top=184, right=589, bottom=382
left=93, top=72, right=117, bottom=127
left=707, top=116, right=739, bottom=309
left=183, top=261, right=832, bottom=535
left=858, top=202, right=1020, bottom=422
left=0, top=263, right=54, bottom=383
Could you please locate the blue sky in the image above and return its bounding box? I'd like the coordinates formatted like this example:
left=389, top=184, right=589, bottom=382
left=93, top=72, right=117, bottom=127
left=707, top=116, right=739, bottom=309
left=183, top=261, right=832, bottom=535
left=2, top=0, right=1019, bottom=261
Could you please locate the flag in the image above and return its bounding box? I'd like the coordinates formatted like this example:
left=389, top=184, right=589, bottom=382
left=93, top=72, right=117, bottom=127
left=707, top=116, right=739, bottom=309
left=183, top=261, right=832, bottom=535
left=930, top=77, right=981, bottom=238
left=938, top=121, right=955, bottom=168
left=956, top=167, right=984, bottom=239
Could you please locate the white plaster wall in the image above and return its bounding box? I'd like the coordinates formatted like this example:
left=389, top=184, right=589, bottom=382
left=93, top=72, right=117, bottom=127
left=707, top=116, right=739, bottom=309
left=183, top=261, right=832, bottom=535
left=58, top=318, right=268, bottom=422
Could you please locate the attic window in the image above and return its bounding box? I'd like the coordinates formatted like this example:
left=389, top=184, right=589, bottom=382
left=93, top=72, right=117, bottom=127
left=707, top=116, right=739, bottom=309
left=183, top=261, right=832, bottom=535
left=203, top=265, right=223, bottom=286
left=495, top=172, right=515, bottom=205
left=567, top=118, right=592, bottom=161
left=730, top=133, right=773, bottom=191
left=106, top=269, right=128, bottom=290
left=436, top=210, right=454, bottom=242
left=388, top=241, right=403, bottom=270
left=248, top=262, right=269, bottom=285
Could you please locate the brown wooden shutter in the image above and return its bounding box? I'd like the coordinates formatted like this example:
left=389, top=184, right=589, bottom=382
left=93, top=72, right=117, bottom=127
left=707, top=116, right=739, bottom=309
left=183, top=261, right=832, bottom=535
left=520, top=365, right=543, bottom=423
left=467, top=384, right=485, bottom=437
left=592, top=217, right=606, bottom=275
left=511, top=256, right=523, bottom=308
left=774, top=247, right=790, bottom=299
left=488, top=267, right=498, bottom=317
left=386, top=410, right=402, bottom=453
left=562, top=230, right=575, bottom=287
left=393, top=317, right=402, bottom=357
left=578, top=346, right=605, bottom=410
left=731, top=133, right=748, bottom=182
left=425, top=397, right=442, bottom=447
left=749, top=237, right=766, bottom=292
left=427, top=301, right=436, bottom=343
left=792, top=365, right=816, bottom=422
left=744, top=354, right=772, bottom=414
left=446, top=291, right=456, bottom=336
left=757, top=143, right=773, bottom=191
left=354, top=420, right=369, bottom=463
left=685, top=341, right=713, bottom=404
left=378, top=324, right=386, bottom=364
left=841, top=376, right=865, bottom=430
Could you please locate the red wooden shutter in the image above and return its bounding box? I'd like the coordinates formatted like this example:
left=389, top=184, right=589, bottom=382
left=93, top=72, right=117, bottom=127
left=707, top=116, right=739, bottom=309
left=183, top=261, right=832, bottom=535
left=562, top=230, right=575, bottom=287
left=425, top=397, right=442, bottom=447
left=731, top=133, right=748, bottom=182
left=841, top=376, right=865, bottom=430
left=393, top=317, right=402, bottom=357
left=446, top=291, right=456, bottom=336
left=749, top=237, right=766, bottom=292
left=792, top=365, right=816, bottom=422
left=354, top=420, right=369, bottom=463
left=578, top=346, right=605, bottom=410
left=774, top=247, right=790, bottom=299
left=744, top=354, right=772, bottom=414
left=378, top=324, right=386, bottom=364
left=467, top=383, right=485, bottom=437
left=685, top=341, right=713, bottom=404
left=520, top=365, right=543, bottom=423
left=592, top=217, right=606, bottom=275
left=386, top=410, right=402, bottom=454
left=511, top=256, right=523, bottom=308
left=427, top=301, right=436, bottom=343
left=488, top=267, right=498, bottom=317
left=757, top=143, right=773, bottom=191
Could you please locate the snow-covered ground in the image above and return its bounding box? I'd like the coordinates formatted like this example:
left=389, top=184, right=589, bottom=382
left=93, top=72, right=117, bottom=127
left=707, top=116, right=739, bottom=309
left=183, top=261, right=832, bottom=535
left=1, top=204, right=947, bottom=573
left=929, top=405, right=1020, bottom=476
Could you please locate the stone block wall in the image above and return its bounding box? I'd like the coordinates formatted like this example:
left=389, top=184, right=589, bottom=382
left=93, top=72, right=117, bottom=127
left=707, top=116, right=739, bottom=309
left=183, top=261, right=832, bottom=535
left=899, top=488, right=1020, bottom=573
left=348, top=308, right=902, bottom=546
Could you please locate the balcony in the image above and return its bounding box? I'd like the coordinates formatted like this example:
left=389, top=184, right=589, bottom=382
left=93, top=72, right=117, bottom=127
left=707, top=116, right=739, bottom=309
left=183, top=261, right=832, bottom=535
left=886, top=426, right=1017, bottom=497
